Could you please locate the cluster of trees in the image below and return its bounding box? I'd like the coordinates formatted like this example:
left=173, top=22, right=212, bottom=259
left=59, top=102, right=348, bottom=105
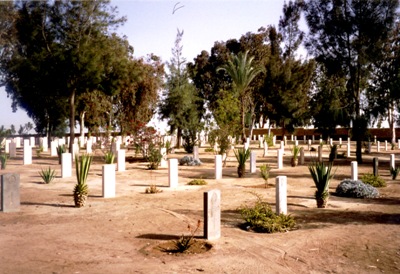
left=0, top=0, right=164, bottom=153
left=1, top=0, right=399, bottom=164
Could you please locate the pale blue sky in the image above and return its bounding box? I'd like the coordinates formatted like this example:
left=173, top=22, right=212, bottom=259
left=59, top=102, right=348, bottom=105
left=0, top=0, right=293, bottom=129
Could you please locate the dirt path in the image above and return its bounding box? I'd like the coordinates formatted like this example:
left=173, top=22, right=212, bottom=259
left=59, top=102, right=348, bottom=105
left=1, top=144, right=399, bottom=273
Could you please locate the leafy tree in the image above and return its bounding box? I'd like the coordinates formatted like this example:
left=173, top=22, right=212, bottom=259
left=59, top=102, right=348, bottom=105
left=217, top=50, right=264, bottom=142
left=159, top=29, right=204, bottom=149
left=0, top=0, right=127, bottom=153
left=304, top=0, right=399, bottom=163
left=262, top=1, right=315, bottom=136
left=366, top=19, right=400, bottom=143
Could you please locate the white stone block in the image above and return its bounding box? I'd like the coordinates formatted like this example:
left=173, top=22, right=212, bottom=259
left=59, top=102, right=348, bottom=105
left=9, top=142, right=16, bottom=158
left=50, top=141, right=57, bottom=156
left=61, top=153, right=72, bottom=178
left=203, top=189, right=221, bottom=240
left=23, top=140, right=32, bottom=165
left=277, top=149, right=283, bottom=169
left=117, top=149, right=125, bottom=172
left=168, top=159, right=178, bottom=188
left=215, top=155, right=222, bottom=180
left=250, top=151, right=256, bottom=173
left=276, top=176, right=287, bottom=215
left=390, top=154, right=395, bottom=170
left=351, top=161, right=358, bottom=181
left=102, top=164, right=116, bottom=198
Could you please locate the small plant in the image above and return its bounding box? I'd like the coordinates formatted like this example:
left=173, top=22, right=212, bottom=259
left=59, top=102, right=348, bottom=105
left=38, top=167, right=57, bottom=184
left=391, top=143, right=395, bottom=150
left=73, top=154, right=92, bottom=208
left=147, top=147, right=163, bottom=170
left=204, top=147, right=214, bottom=153
left=335, top=179, right=379, bottom=198
left=260, top=164, right=272, bottom=187
left=104, top=151, right=115, bottom=164
left=36, top=146, right=44, bottom=157
left=145, top=184, right=163, bottom=194
left=174, top=220, right=201, bottom=253
left=291, top=145, right=300, bottom=167
left=308, top=161, right=334, bottom=208
left=329, top=144, right=337, bottom=162
left=164, top=140, right=172, bottom=155
left=56, top=144, right=66, bottom=164
left=390, top=166, right=400, bottom=180
left=187, top=179, right=207, bottom=185
left=361, top=173, right=386, bottom=188
left=263, top=133, right=274, bottom=147
left=238, top=192, right=296, bottom=233
left=234, top=148, right=250, bottom=178
left=0, top=153, right=8, bottom=170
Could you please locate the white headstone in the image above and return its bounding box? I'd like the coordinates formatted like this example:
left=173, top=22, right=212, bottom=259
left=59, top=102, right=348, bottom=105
left=61, top=153, right=72, bottom=178
left=215, top=155, right=222, bottom=180
left=102, top=164, right=116, bottom=198
left=250, top=151, right=256, bottom=173
left=385, top=141, right=388, bottom=151
left=351, top=161, right=358, bottom=181
left=9, top=142, right=16, bottom=158
left=168, top=159, right=178, bottom=188
left=318, top=145, right=322, bottom=162
left=5, top=140, right=11, bottom=153
left=299, top=147, right=304, bottom=165
left=277, top=149, right=283, bottom=169
left=390, top=154, right=395, bottom=170
left=303, top=135, right=306, bottom=144
left=203, top=189, right=221, bottom=240
left=1, top=173, right=20, bottom=212
left=117, top=149, right=125, bottom=172
left=275, top=176, right=287, bottom=215
left=86, top=139, right=92, bottom=154
left=347, top=144, right=351, bottom=157
left=339, top=138, right=342, bottom=145
left=15, top=137, right=21, bottom=148
left=377, top=141, right=380, bottom=152
left=41, top=137, right=48, bottom=152
left=160, top=148, right=168, bottom=168
left=23, top=139, right=32, bottom=165
left=193, top=146, right=199, bottom=161
left=50, top=141, right=57, bottom=156
left=30, top=136, right=35, bottom=147
left=263, top=142, right=268, bottom=157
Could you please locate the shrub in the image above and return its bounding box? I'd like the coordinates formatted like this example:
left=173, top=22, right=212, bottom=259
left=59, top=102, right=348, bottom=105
left=335, top=179, right=379, bottom=198
left=147, top=146, right=162, bottom=170
left=260, top=164, right=271, bottom=187
left=204, top=147, right=214, bottom=153
left=361, top=173, right=386, bottom=187
left=179, top=156, right=201, bottom=166
left=263, top=133, right=274, bottom=147
left=145, top=184, right=162, bottom=194
left=0, top=153, right=8, bottom=170
left=390, top=166, right=400, bottom=180
left=329, top=144, right=337, bottom=162
left=238, top=192, right=296, bottom=233
left=174, top=220, right=201, bottom=253
left=38, top=167, right=57, bottom=184
left=187, top=179, right=207, bottom=185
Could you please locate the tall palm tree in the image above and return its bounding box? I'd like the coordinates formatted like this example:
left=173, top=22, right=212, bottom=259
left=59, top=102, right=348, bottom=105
left=217, top=50, right=265, bottom=142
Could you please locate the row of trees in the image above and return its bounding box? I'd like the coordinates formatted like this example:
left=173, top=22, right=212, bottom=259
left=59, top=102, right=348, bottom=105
left=1, top=0, right=399, bottom=164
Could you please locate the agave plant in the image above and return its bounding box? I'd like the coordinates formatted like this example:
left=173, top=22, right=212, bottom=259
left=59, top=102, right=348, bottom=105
left=0, top=153, right=8, bottom=170
left=390, top=166, right=400, bottom=180
left=291, top=145, right=300, bottom=167
left=73, top=154, right=92, bottom=208
left=104, top=151, right=115, bottom=164
left=234, top=148, right=250, bottom=178
left=38, top=167, right=57, bottom=184
left=56, top=144, right=66, bottom=164
left=308, top=161, right=334, bottom=208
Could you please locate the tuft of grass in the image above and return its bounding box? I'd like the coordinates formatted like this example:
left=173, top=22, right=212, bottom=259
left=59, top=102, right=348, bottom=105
left=187, top=179, right=207, bottom=185
left=39, top=167, right=57, bottom=184
left=260, top=164, right=272, bottom=188
left=104, top=151, right=115, bottom=164
left=361, top=173, right=386, bottom=188
left=145, top=184, right=162, bottom=194
left=238, top=192, right=296, bottom=233
left=204, top=147, right=214, bottom=153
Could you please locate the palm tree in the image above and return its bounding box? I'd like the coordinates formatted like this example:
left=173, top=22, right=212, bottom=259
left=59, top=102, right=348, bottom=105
left=217, top=50, right=265, bottom=142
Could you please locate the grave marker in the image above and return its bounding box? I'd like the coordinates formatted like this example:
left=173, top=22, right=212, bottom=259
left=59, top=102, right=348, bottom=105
left=215, top=155, right=222, bottom=180
left=203, top=189, right=221, bottom=240
left=275, top=176, right=287, bottom=215
left=102, top=164, right=116, bottom=198
left=299, top=147, right=304, bottom=165
left=351, top=161, right=358, bottom=181
left=61, top=153, right=72, bottom=178
left=250, top=151, right=256, bottom=173
left=1, top=173, right=20, bottom=212
left=277, top=149, right=283, bottom=169
left=9, top=142, right=16, bottom=158
left=390, top=154, right=395, bottom=170
left=117, top=149, right=125, bottom=172
left=373, top=157, right=379, bottom=177
left=168, top=159, right=178, bottom=187
left=23, top=139, right=32, bottom=165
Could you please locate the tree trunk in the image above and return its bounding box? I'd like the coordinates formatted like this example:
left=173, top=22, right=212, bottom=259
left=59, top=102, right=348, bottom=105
left=389, top=103, right=396, bottom=144
left=69, top=89, right=76, bottom=154
left=80, top=111, right=85, bottom=141
left=241, top=101, right=246, bottom=143
left=176, top=127, right=182, bottom=148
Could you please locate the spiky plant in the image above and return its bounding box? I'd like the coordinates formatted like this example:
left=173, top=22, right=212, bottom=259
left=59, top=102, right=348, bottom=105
left=308, top=161, right=334, bottom=208
left=291, top=145, right=300, bottom=166
left=104, top=151, right=115, bottom=164
left=38, top=167, right=57, bottom=184
left=234, top=148, right=250, bottom=178
left=73, top=154, right=92, bottom=208
left=56, top=145, right=66, bottom=164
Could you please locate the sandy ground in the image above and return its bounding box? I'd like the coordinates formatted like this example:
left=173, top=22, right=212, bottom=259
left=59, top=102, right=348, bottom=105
left=0, top=142, right=400, bottom=274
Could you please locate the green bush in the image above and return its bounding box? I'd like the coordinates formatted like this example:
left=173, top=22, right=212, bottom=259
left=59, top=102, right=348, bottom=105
left=238, top=192, right=296, bottom=233
left=361, top=173, right=386, bottom=187
left=187, top=179, right=207, bottom=185
left=104, top=151, right=115, bottom=164
left=263, top=133, right=274, bottom=147
left=390, top=167, right=400, bottom=180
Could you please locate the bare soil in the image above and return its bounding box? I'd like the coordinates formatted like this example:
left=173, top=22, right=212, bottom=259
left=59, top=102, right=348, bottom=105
left=1, top=143, right=400, bottom=273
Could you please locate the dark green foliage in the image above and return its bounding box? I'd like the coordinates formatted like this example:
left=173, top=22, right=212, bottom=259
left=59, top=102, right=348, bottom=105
left=104, top=151, right=115, bottom=164
left=263, top=133, right=274, bottom=147
left=361, top=173, right=387, bottom=188
left=0, top=153, right=8, bottom=170
left=308, top=161, right=334, bottom=207
left=147, top=146, right=162, bottom=170
left=187, top=179, right=207, bottom=185
left=329, top=144, right=338, bottom=162
left=239, top=193, right=296, bottom=233
left=390, top=166, right=400, bottom=180
left=336, top=179, right=379, bottom=198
